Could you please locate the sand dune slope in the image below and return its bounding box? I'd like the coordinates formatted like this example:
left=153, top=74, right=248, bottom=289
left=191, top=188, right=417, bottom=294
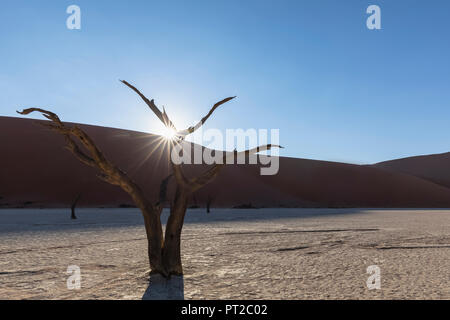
left=375, top=152, right=450, bottom=189
left=2, top=116, right=450, bottom=208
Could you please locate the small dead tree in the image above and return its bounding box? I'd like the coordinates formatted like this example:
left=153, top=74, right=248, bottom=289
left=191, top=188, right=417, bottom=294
left=18, top=80, right=281, bottom=278
left=206, top=195, right=213, bottom=214
left=71, top=193, right=81, bottom=220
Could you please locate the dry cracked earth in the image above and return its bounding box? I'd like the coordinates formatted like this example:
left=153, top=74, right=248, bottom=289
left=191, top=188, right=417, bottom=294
left=0, top=208, right=449, bottom=299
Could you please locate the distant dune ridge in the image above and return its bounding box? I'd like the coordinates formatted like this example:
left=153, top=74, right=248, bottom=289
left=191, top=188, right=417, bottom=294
left=2, top=116, right=450, bottom=208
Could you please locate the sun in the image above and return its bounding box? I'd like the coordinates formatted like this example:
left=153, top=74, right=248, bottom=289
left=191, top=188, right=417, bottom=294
left=162, top=127, right=177, bottom=140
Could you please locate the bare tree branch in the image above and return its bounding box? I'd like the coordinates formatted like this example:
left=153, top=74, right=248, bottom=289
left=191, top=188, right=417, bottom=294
left=120, top=80, right=177, bottom=130
left=189, top=164, right=224, bottom=193
left=17, top=108, right=156, bottom=210
left=176, top=96, right=236, bottom=137
left=188, top=144, right=283, bottom=192
left=18, top=108, right=62, bottom=124
left=63, top=136, right=97, bottom=168
left=226, top=144, right=283, bottom=162
left=171, top=162, right=191, bottom=190
left=18, top=107, right=169, bottom=274
left=156, top=174, right=172, bottom=214
left=121, top=80, right=235, bottom=140
left=18, top=109, right=97, bottom=168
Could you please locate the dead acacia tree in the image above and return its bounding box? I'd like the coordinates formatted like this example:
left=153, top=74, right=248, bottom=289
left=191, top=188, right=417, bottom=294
left=206, top=195, right=213, bottom=214
left=71, top=193, right=81, bottom=220
left=18, top=80, right=281, bottom=278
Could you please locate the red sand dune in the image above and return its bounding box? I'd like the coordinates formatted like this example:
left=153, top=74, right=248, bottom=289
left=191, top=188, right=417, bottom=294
left=2, top=116, right=450, bottom=208
left=375, top=153, right=450, bottom=189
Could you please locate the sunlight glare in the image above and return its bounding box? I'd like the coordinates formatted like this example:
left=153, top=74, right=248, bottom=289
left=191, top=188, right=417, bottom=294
left=162, top=127, right=177, bottom=140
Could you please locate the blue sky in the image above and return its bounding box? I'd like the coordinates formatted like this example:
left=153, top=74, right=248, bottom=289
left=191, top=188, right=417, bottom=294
left=1, top=0, right=449, bottom=164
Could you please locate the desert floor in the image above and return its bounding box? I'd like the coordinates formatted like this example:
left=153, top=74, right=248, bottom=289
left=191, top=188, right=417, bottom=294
left=0, top=208, right=449, bottom=299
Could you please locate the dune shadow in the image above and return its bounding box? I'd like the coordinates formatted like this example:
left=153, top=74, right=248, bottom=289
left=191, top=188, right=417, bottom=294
left=0, top=208, right=373, bottom=234
left=142, top=274, right=184, bottom=300
left=180, top=207, right=371, bottom=225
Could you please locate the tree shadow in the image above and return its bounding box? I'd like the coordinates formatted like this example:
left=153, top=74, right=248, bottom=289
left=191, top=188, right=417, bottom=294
left=142, top=274, right=184, bottom=300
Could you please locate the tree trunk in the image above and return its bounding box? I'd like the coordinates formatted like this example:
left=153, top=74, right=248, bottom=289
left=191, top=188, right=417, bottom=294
left=162, top=187, right=188, bottom=275
left=140, top=212, right=163, bottom=274
left=142, top=274, right=184, bottom=300
left=71, top=194, right=81, bottom=220
left=206, top=195, right=212, bottom=214
left=70, top=207, right=77, bottom=220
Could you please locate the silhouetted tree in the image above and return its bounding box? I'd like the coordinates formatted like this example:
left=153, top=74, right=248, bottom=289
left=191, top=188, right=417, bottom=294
left=206, top=195, right=213, bottom=214
left=18, top=80, right=281, bottom=278
left=71, top=193, right=81, bottom=220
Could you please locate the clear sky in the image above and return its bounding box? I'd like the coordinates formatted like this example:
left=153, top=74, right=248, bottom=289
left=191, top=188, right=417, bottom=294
left=1, top=0, right=449, bottom=164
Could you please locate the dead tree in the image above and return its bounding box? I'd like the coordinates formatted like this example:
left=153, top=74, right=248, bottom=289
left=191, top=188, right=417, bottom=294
left=71, top=193, right=81, bottom=219
left=206, top=195, right=213, bottom=214
left=18, top=80, right=281, bottom=278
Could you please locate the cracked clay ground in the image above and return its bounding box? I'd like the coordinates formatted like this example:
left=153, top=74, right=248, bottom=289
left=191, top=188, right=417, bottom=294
left=0, top=208, right=449, bottom=299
